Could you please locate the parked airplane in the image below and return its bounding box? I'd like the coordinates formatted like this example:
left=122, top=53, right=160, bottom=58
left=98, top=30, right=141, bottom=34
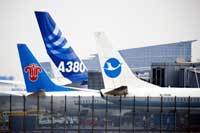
left=95, top=32, right=200, bottom=107
left=35, top=11, right=88, bottom=84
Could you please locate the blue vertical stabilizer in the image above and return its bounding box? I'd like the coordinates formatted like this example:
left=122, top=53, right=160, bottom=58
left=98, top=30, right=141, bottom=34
left=35, top=11, right=88, bottom=83
left=17, top=44, right=73, bottom=92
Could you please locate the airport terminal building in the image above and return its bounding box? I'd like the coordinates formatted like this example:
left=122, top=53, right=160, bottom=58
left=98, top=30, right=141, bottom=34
left=82, top=40, right=199, bottom=89
left=84, top=40, right=194, bottom=71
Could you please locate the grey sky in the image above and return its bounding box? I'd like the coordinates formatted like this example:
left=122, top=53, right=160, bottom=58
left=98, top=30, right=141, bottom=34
left=0, top=0, right=200, bottom=80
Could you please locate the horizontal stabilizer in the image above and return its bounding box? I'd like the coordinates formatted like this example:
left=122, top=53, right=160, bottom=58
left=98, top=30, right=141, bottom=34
left=101, top=86, right=128, bottom=96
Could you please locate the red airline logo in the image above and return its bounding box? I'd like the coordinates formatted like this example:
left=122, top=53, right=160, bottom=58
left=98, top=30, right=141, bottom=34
left=24, top=64, right=42, bottom=82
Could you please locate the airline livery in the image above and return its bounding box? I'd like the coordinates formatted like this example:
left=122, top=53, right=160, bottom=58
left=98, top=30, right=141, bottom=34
left=95, top=32, right=200, bottom=107
left=0, top=44, right=99, bottom=97
left=18, top=44, right=99, bottom=96
left=35, top=11, right=88, bottom=83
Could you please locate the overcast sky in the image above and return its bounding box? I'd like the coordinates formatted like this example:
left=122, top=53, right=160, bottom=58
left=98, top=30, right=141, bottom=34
left=0, top=0, right=200, bottom=80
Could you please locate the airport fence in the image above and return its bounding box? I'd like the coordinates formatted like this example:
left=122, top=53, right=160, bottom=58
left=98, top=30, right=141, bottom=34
left=0, top=95, right=200, bottom=132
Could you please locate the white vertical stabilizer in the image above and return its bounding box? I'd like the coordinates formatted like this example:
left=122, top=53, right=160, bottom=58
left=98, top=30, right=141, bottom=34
left=95, top=32, right=159, bottom=94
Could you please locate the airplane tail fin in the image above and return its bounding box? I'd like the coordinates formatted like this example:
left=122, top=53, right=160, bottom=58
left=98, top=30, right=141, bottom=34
left=35, top=11, right=88, bottom=82
left=94, top=32, right=159, bottom=92
left=17, top=44, right=73, bottom=92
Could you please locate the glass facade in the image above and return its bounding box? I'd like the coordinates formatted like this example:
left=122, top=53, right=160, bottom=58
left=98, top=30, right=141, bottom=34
left=88, top=71, right=105, bottom=89
left=83, top=40, right=194, bottom=72
left=151, top=63, right=200, bottom=87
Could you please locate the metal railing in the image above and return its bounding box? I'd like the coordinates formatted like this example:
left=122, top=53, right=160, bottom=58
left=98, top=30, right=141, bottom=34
left=0, top=95, right=200, bottom=132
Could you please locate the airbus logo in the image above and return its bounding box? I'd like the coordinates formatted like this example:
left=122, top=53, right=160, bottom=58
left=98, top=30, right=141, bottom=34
left=24, top=64, right=42, bottom=82
left=103, top=58, right=121, bottom=78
